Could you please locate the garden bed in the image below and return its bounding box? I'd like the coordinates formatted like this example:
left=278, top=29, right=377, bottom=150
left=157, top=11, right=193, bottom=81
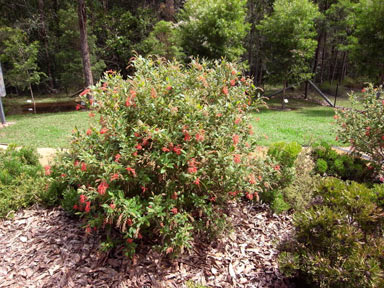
left=0, top=202, right=293, bottom=288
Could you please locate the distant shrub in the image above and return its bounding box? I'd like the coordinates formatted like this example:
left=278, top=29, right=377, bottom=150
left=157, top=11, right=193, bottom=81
left=335, top=84, right=384, bottom=173
left=0, top=145, right=47, bottom=218
left=268, top=142, right=302, bottom=168
left=279, top=178, right=384, bottom=288
left=49, top=56, right=265, bottom=256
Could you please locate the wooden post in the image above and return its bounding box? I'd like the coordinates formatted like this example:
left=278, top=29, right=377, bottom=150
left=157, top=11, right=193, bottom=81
left=304, top=81, right=309, bottom=99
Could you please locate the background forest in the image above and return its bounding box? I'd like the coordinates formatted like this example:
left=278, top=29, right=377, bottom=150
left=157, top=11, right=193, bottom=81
left=0, top=0, right=383, bottom=96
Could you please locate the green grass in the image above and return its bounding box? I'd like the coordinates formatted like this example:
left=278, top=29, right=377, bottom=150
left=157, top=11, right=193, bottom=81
left=0, top=111, right=92, bottom=148
left=251, top=97, right=344, bottom=146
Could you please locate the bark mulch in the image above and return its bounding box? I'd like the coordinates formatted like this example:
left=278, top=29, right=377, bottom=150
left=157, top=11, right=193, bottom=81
left=0, top=202, right=294, bottom=288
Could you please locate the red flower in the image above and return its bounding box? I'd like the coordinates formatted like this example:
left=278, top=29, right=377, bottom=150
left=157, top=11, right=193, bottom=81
left=222, top=86, right=228, bottom=95
left=115, top=154, right=121, bottom=162
left=193, top=178, right=200, bottom=185
left=100, top=127, right=109, bottom=134
left=80, top=194, right=86, bottom=203
left=61, top=173, right=66, bottom=178
left=88, top=112, right=95, bottom=118
left=232, top=134, right=239, bottom=146
left=231, top=70, right=236, bottom=75
left=137, top=233, right=143, bottom=239
left=151, top=88, right=157, bottom=98
left=44, top=165, right=51, bottom=176
left=126, top=238, right=133, bottom=244
left=274, top=165, right=280, bottom=171
left=85, top=226, right=91, bottom=234
left=76, top=104, right=82, bottom=111
left=73, top=204, right=78, bottom=210
left=188, top=158, right=197, bottom=174
left=246, top=193, right=254, bottom=200
left=172, top=192, right=178, bottom=200
left=195, top=133, right=204, bottom=142
left=361, top=88, right=366, bottom=93
left=184, top=133, right=191, bottom=142
left=86, top=128, right=92, bottom=136
left=81, top=162, right=87, bottom=171
left=132, top=152, right=138, bottom=157
left=162, top=147, right=170, bottom=152
left=126, top=167, right=137, bottom=177
left=233, top=154, right=241, bottom=164
left=173, top=145, right=182, bottom=155
left=166, top=86, right=172, bottom=91
left=333, top=115, right=339, bottom=120
left=141, top=186, right=148, bottom=193
left=85, top=201, right=91, bottom=213
left=249, top=174, right=256, bottom=184
left=230, top=79, right=236, bottom=86
left=80, top=89, right=90, bottom=96
left=110, top=203, right=116, bottom=209
left=126, top=218, right=133, bottom=226
left=130, top=89, right=137, bottom=98
left=110, top=173, right=119, bottom=181
left=74, top=160, right=80, bottom=167
left=240, top=77, right=246, bottom=83
left=98, top=181, right=109, bottom=195
left=382, top=135, right=384, bottom=141
left=171, top=207, right=178, bottom=214
left=136, top=144, right=143, bottom=150
left=106, top=70, right=115, bottom=74
left=216, top=113, right=222, bottom=117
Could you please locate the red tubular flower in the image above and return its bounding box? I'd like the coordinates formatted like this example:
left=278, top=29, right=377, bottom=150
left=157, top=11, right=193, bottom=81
left=249, top=174, right=256, bottom=184
left=81, top=162, right=87, bottom=172
left=61, top=173, right=66, bottom=178
left=171, top=207, right=178, bottom=214
left=85, top=226, right=91, bottom=234
left=110, top=203, right=116, bottom=209
left=195, top=133, right=204, bottom=142
left=240, top=77, right=246, bottom=83
left=234, top=118, right=241, bottom=124
left=274, top=165, right=280, bottom=171
left=141, top=186, right=148, bottom=193
left=74, top=160, right=79, bottom=167
left=246, top=193, right=254, bottom=200
left=126, top=218, right=133, bottom=226
left=76, top=104, right=82, bottom=111
left=222, top=86, right=228, bottom=95
left=73, top=204, right=78, bottom=210
left=162, top=147, right=170, bottom=152
left=126, top=167, right=137, bottom=177
left=173, top=146, right=182, bottom=155
left=80, top=194, right=86, bottom=203
left=97, top=181, right=109, bottom=195
left=188, top=158, right=198, bottom=174
left=44, top=165, right=51, bottom=176
left=232, top=134, right=239, bottom=146
left=193, top=178, right=200, bottom=185
left=115, top=154, right=121, bottom=162
left=100, top=127, right=109, bottom=134
left=135, top=144, right=143, bottom=150
left=166, top=86, right=172, bottom=91
left=184, top=132, right=191, bottom=141
left=110, top=173, right=119, bottom=181
left=86, top=128, right=92, bottom=136
left=80, top=89, right=90, bottom=97
left=127, top=238, right=133, bottom=244
left=172, top=192, right=178, bottom=200
left=85, top=201, right=91, bottom=213
left=233, top=154, right=241, bottom=164
left=88, top=112, right=95, bottom=118
left=151, top=88, right=157, bottom=99
left=130, top=89, right=137, bottom=98
left=230, top=79, right=236, bottom=86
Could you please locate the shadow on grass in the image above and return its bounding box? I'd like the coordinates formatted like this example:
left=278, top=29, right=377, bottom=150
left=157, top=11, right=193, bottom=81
left=298, top=108, right=335, bottom=118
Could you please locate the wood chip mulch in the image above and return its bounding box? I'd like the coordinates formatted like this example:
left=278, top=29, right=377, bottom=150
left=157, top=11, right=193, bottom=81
left=0, top=202, right=294, bottom=288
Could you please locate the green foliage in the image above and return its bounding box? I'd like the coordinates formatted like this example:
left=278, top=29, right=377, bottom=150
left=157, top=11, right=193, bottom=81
left=267, top=142, right=302, bottom=168
left=0, top=145, right=46, bottom=218
left=55, top=7, right=105, bottom=91
left=312, top=142, right=375, bottom=182
left=49, top=56, right=265, bottom=256
left=140, top=21, right=184, bottom=60
left=279, top=178, right=384, bottom=288
left=178, top=0, right=249, bottom=61
left=282, top=150, right=321, bottom=211
left=352, top=0, right=384, bottom=82
left=257, top=0, right=320, bottom=85
left=0, top=27, right=45, bottom=92
left=335, top=85, right=384, bottom=173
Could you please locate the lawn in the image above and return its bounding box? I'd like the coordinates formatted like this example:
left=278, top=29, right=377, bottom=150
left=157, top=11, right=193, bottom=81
left=0, top=96, right=345, bottom=148
left=0, top=111, right=92, bottom=148
left=251, top=97, right=344, bottom=146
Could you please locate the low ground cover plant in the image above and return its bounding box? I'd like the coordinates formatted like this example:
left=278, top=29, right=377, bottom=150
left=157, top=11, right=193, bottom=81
left=335, top=85, right=384, bottom=173
left=279, top=177, right=384, bottom=288
left=48, top=56, right=268, bottom=256
left=0, top=145, right=46, bottom=218
left=312, top=142, right=375, bottom=183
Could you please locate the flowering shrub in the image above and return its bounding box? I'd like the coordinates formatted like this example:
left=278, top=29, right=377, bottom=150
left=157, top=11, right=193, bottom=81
left=49, top=56, right=265, bottom=256
left=335, top=85, right=384, bottom=173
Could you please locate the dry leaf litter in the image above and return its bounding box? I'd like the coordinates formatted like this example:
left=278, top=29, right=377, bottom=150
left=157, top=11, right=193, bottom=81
left=0, top=202, right=294, bottom=288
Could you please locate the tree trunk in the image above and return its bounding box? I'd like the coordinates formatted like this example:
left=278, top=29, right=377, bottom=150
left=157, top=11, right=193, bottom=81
left=38, top=0, right=55, bottom=91
left=164, top=0, right=175, bottom=21
left=340, top=52, right=347, bottom=83
left=282, top=81, right=286, bottom=110
left=320, top=31, right=327, bottom=84
left=29, top=83, right=36, bottom=114
left=312, top=33, right=322, bottom=80
left=330, top=50, right=338, bottom=85
left=78, top=0, right=93, bottom=90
